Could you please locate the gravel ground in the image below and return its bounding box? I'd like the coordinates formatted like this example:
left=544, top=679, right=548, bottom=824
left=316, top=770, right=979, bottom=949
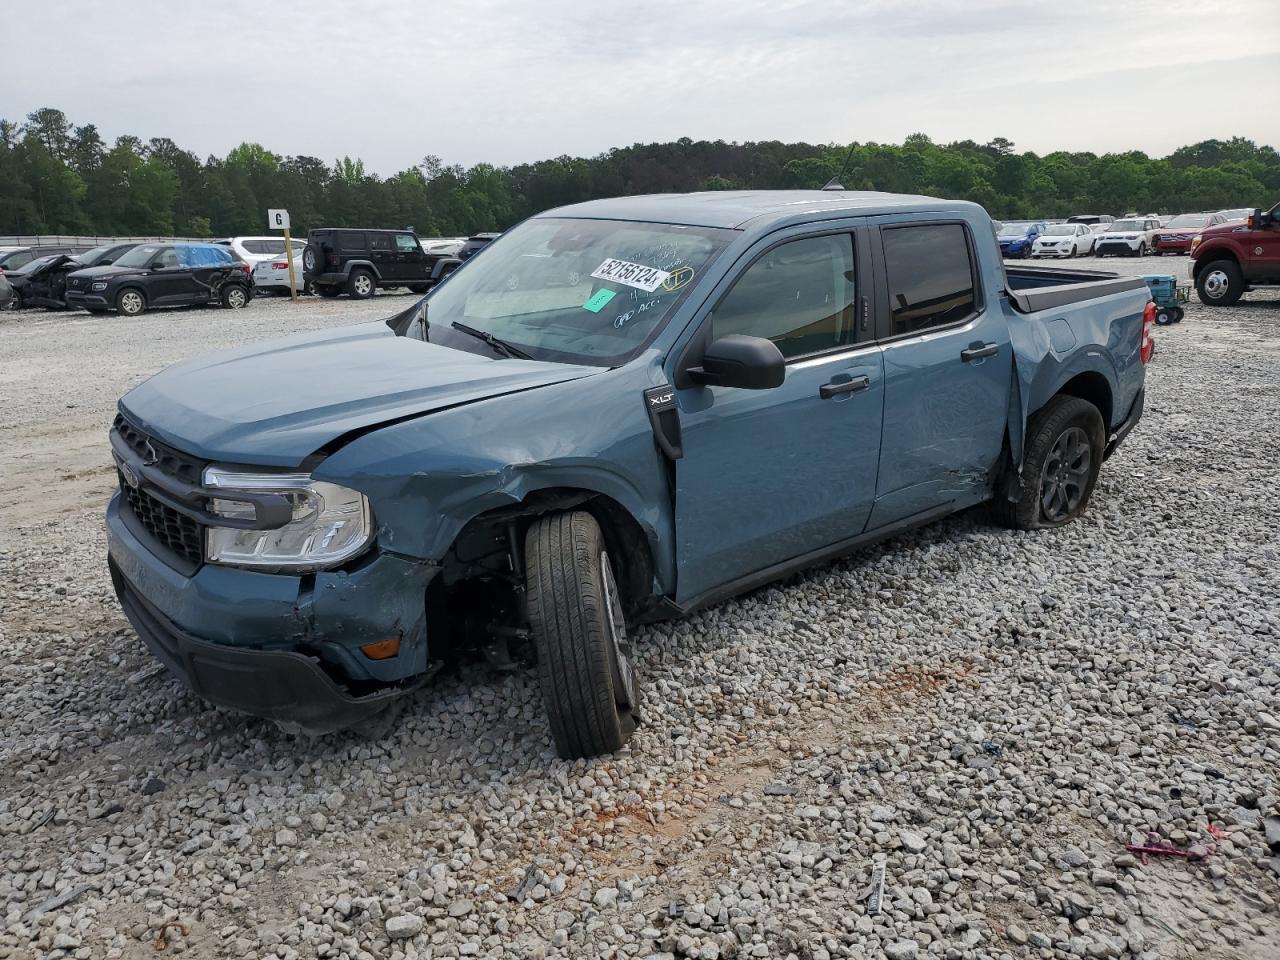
left=2, top=260, right=1278, bottom=960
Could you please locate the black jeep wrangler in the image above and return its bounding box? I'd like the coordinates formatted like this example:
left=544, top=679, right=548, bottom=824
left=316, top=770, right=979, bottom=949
left=302, top=228, right=461, bottom=299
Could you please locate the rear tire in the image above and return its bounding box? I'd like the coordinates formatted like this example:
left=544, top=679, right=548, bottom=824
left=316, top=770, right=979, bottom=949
left=525, top=511, right=641, bottom=759
left=220, top=284, right=249, bottom=309
left=347, top=269, right=375, bottom=299
left=995, top=395, right=1105, bottom=531
left=409, top=283, right=430, bottom=294
left=1195, top=259, right=1244, bottom=306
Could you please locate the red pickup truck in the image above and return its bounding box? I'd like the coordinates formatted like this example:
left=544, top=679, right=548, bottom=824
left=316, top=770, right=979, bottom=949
left=1191, top=202, right=1280, bottom=305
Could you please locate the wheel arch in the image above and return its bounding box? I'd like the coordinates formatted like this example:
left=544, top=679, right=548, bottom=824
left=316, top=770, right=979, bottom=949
left=1054, top=370, right=1113, bottom=431
left=1192, top=248, right=1240, bottom=279
left=444, top=485, right=661, bottom=617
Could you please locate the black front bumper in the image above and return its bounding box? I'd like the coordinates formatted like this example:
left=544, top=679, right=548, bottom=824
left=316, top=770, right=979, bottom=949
left=109, top=559, right=406, bottom=733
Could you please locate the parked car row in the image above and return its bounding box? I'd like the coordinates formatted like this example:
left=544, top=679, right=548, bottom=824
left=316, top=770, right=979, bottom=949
left=1, top=229, right=504, bottom=312
left=1000, top=207, right=1254, bottom=260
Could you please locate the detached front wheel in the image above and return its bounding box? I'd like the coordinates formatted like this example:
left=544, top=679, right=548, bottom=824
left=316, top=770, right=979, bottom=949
left=525, top=511, right=640, bottom=759
left=996, top=395, right=1104, bottom=530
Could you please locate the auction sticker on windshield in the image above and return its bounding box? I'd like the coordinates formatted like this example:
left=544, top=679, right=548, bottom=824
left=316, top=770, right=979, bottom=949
left=591, top=258, right=671, bottom=293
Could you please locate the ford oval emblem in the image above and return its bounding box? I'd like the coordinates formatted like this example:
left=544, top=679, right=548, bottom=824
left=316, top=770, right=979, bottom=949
left=1256, top=246, right=1264, bottom=256
left=120, top=460, right=141, bottom=489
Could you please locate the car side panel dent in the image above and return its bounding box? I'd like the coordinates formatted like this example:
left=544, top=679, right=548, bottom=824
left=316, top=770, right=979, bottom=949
left=1003, top=286, right=1138, bottom=488
left=313, top=359, right=676, bottom=593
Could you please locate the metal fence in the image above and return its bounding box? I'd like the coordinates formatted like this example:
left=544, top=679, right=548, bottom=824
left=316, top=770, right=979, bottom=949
left=0, top=235, right=218, bottom=246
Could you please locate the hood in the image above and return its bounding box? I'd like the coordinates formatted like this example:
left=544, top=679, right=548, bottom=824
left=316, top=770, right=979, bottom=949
left=1197, top=221, right=1253, bottom=240
left=68, top=264, right=147, bottom=282
left=1158, top=226, right=1201, bottom=236
left=119, top=322, right=601, bottom=467
left=1098, top=229, right=1142, bottom=239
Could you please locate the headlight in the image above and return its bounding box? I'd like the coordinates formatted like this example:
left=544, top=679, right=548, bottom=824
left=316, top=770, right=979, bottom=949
left=202, top=467, right=372, bottom=570
left=91, top=282, right=108, bottom=291
left=1189, top=235, right=1202, bottom=254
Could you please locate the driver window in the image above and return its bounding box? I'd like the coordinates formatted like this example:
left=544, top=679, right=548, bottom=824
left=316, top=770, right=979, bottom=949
left=712, top=234, right=856, bottom=360
left=154, top=248, right=180, bottom=269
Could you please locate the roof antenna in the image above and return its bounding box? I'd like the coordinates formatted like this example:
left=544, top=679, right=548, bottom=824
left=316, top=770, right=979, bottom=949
left=822, top=141, right=857, bottom=191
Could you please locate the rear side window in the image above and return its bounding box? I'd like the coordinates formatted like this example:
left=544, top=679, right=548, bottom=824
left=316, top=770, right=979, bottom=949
left=394, top=234, right=419, bottom=252
left=712, top=234, right=856, bottom=360
left=881, top=224, right=978, bottom=337
left=177, top=245, right=235, bottom=268
left=338, top=231, right=366, bottom=251
left=369, top=233, right=393, bottom=252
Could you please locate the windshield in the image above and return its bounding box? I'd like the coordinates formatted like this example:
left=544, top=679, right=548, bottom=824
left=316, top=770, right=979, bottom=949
left=1165, top=214, right=1208, bottom=228
left=113, top=244, right=162, bottom=268
left=10, top=255, right=59, bottom=274
left=1042, top=224, right=1075, bottom=236
left=1218, top=208, right=1251, bottom=221
left=1109, top=220, right=1143, bottom=232
left=422, top=217, right=733, bottom=365
left=76, top=244, right=115, bottom=263
left=998, top=223, right=1030, bottom=237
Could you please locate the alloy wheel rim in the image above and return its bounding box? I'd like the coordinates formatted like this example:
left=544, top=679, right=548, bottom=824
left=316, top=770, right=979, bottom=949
left=1039, top=426, right=1091, bottom=522
left=600, top=550, right=637, bottom=711
left=122, top=292, right=142, bottom=314
left=355, top=276, right=372, bottom=295
left=228, top=289, right=246, bottom=308
left=1204, top=270, right=1228, bottom=298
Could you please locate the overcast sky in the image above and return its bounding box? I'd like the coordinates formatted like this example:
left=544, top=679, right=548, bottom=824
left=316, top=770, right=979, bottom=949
left=7, top=0, right=1278, bottom=175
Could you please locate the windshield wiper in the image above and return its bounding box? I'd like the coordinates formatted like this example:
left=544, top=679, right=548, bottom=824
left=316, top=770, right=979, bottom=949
left=450, top=321, right=534, bottom=360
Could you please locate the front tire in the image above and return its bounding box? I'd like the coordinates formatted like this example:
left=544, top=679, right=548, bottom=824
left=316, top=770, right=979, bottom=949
left=1195, top=259, right=1244, bottom=306
left=995, top=396, right=1104, bottom=531
left=116, top=288, right=146, bottom=317
left=525, top=511, right=641, bottom=759
left=1136, top=242, right=1149, bottom=257
left=347, top=269, right=375, bottom=299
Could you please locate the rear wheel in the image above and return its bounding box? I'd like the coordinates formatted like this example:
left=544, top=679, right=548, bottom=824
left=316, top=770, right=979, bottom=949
left=525, top=511, right=641, bottom=759
left=1137, top=241, right=1149, bottom=257
left=995, top=395, right=1104, bottom=530
left=1195, top=259, right=1244, bottom=306
left=304, top=278, right=318, bottom=296
left=221, top=284, right=249, bottom=309
left=347, top=269, right=375, bottom=299
left=116, top=288, right=146, bottom=317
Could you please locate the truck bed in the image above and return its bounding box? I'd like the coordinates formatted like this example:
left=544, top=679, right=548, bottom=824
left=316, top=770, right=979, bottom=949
left=1004, top=265, right=1149, bottom=313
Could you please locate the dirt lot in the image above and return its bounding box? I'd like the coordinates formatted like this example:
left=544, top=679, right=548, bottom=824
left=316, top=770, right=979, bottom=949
left=2, top=261, right=1278, bottom=960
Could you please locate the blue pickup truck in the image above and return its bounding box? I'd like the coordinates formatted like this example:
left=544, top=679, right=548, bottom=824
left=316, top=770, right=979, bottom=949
left=107, top=191, right=1154, bottom=758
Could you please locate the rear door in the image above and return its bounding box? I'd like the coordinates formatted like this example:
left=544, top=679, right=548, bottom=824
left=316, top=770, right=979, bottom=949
left=671, top=225, right=885, bottom=603
left=367, top=232, right=397, bottom=280
left=867, top=219, right=1013, bottom=528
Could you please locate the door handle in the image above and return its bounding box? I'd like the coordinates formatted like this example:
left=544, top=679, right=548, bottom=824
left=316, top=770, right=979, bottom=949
left=819, top=375, right=870, bottom=399
left=961, top=342, right=999, bottom=362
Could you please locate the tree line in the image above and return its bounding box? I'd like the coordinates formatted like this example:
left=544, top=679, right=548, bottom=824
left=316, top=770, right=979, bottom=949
left=2, top=108, right=1277, bottom=240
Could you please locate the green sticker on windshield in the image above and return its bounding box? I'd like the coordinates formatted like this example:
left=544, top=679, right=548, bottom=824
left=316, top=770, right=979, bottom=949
left=582, top=288, right=617, bottom=313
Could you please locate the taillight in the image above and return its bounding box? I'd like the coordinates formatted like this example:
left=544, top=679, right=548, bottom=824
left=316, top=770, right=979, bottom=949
left=1140, top=302, right=1156, bottom=364
left=271, top=261, right=288, bottom=269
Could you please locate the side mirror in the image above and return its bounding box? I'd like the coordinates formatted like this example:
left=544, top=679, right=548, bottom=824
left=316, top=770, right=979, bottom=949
left=100, top=258, right=113, bottom=265
left=688, top=334, right=785, bottom=390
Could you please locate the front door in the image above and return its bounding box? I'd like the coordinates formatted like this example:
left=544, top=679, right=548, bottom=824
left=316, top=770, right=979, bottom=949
left=1246, top=203, right=1280, bottom=282
left=672, top=229, right=885, bottom=604
left=392, top=233, right=428, bottom=282
left=146, top=247, right=200, bottom=305
left=868, top=219, right=1013, bottom=528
